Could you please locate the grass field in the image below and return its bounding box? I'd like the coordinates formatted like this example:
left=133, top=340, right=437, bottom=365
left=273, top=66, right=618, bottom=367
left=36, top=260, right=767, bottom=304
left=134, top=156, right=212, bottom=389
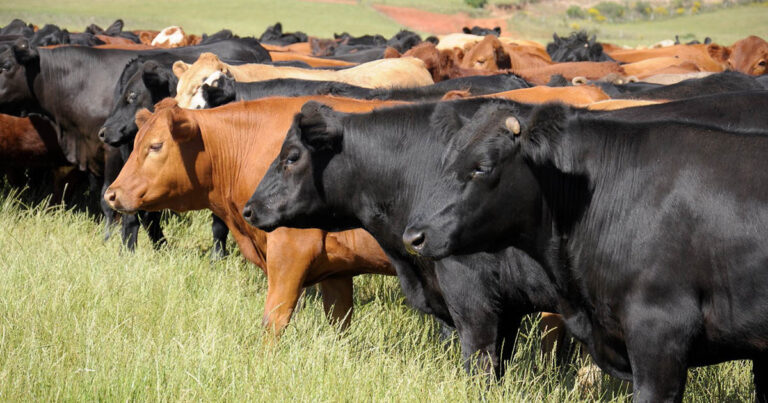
left=0, top=0, right=765, bottom=400
left=0, top=186, right=757, bottom=401
left=1, top=0, right=766, bottom=45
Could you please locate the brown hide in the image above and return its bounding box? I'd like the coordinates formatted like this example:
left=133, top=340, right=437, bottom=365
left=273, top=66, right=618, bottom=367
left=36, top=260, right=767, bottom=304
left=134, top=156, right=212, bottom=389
left=606, top=44, right=726, bottom=72
left=513, top=61, right=625, bottom=85
left=268, top=51, right=356, bottom=67
left=443, top=85, right=610, bottom=106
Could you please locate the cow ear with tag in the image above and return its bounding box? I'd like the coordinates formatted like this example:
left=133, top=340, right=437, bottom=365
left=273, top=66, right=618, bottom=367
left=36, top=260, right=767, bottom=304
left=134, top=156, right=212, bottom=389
left=170, top=108, right=200, bottom=142
left=172, top=61, right=190, bottom=78
left=297, top=101, right=343, bottom=152
left=12, top=38, right=39, bottom=66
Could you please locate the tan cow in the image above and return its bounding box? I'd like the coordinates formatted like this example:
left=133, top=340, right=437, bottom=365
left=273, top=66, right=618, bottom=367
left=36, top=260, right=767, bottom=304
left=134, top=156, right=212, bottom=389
left=173, top=53, right=434, bottom=107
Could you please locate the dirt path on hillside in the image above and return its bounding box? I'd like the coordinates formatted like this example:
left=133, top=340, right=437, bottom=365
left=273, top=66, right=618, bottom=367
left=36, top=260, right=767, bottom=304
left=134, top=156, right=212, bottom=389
left=372, top=4, right=508, bottom=35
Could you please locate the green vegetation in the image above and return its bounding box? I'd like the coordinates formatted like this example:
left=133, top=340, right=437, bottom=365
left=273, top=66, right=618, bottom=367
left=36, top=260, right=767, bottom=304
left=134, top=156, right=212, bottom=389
left=511, top=3, right=768, bottom=45
left=0, top=184, right=756, bottom=400
left=465, top=0, right=489, bottom=9
left=0, top=0, right=407, bottom=38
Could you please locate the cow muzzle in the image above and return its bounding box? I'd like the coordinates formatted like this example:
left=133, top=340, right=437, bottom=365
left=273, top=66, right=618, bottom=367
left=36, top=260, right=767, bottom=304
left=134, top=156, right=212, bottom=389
left=104, top=187, right=137, bottom=214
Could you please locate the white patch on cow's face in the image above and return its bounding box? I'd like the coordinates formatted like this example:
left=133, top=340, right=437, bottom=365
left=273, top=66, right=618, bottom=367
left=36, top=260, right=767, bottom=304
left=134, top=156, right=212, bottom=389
left=152, top=26, right=185, bottom=47
left=188, top=71, right=223, bottom=110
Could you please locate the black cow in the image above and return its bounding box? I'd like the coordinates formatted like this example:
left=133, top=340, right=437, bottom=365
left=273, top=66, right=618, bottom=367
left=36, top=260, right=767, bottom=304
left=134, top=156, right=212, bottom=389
left=463, top=26, right=501, bottom=37
left=99, top=58, right=229, bottom=255
left=258, top=22, right=308, bottom=46
left=246, top=93, right=768, bottom=401
left=386, top=30, right=422, bottom=53
left=614, top=71, right=767, bottom=100
left=241, top=99, right=563, bottom=377
left=84, top=19, right=140, bottom=44
left=200, top=73, right=531, bottom=108
left=546, top=31, right=613, bottom=62
left=0, top=19, right=35, bottom=37
left=0, top=37, right=268, bottom=249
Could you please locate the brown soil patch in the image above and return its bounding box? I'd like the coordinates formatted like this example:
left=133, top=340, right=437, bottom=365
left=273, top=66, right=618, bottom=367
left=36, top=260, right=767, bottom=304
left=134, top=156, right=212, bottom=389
left=372, top=4, right=508, bottom=36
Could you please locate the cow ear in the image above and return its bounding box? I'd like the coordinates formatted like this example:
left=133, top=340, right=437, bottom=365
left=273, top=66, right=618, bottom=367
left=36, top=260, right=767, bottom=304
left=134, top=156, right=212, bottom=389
left=170, top=108, right=201, bottom=142
left=430, top=101, right=466, bottom=138
left=12, top=38, right=39, bottom=66
left=142, top=61, right=177, bottom=99
left=494, top=27, right=501, bottom=35
left=462, top=27, right=471, bottom=34
left=518, top=103, right=570, bottom=162
left=297, top=101, right=344, bottom=152
left=172, top=61, right=190, bottom=78
left=707, top=44, right=731, bottom=65
left=135, top=108, right=152, bottom=129
left=553, top=33, right=560, bottom=44
left=105, top=19, right=123, bottom=35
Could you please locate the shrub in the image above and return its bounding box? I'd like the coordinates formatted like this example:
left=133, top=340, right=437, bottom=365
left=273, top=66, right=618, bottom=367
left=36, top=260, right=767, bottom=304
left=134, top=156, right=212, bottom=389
left=654, top=6, right=669, bottom=15
left=464, top=0, right=487, bottom=8
left=635, top=1, right=653, bottom=15
left=594, top=1, right=627, bottom=20
left=566, top=5, right=586, bottom=18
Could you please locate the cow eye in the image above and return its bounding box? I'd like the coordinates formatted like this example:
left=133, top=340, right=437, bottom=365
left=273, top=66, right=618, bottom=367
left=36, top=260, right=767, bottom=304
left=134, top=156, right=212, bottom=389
left=126, top=92, right=137, bottom=103
left=471, top=165, right=493, bottom=179
left=759, top=60, right=766, bottom=67
left=149, top=142, right=163, bottom=152
left=285, top=150, right=300, bottom=165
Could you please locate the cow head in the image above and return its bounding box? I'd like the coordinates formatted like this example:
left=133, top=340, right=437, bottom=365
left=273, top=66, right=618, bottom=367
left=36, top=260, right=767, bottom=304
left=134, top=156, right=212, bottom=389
left=200, top=71, right=237, bottom=108
left=727, top=36, right=768, bottom=76
left=401, top=101, right=544, bottom=259
left=104, top=99, right=212, bottom=213
left=0, top=39, right=37, bottom=107
left=173, top=53, right=231, bottom=109
left=243, top=101, right=348, bottom=232
left=101, top=60, right=178, bottom=147
left=459, top=35, right=511, bottom=71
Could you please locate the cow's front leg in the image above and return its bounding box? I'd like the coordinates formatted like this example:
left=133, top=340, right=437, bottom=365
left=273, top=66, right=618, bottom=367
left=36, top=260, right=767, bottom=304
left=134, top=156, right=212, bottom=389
left=625, top=306, right=696, bottom=403
left=318, top=276, right=354, bottom=331
left=754, top=355, right=768, bottom=403
left=139, top=210, right=166, bottom=248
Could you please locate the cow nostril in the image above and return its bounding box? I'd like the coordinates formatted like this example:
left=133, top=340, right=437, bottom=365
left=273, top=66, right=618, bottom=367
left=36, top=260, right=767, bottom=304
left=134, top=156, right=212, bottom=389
left=105, top=189, right=116, bottom=203
left=242, top=205, right=253, bottom=220
left=98, top=127, right=107, bottom=140
left=403, top=228, right=426, bottom=252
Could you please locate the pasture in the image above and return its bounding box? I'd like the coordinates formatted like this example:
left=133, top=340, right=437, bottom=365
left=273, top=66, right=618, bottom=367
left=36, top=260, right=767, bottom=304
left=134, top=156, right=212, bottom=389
left=0, top=186, right=756, bottom=401
left=0, top=0, right=766, bottom=401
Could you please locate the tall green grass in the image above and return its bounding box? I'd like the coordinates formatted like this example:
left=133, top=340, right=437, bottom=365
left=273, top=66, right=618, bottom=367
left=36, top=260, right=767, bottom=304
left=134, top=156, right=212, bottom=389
left=0, top=185, right=756, bottom=401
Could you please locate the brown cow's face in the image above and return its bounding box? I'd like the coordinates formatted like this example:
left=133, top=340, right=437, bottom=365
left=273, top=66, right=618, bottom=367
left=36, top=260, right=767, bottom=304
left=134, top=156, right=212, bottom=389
left=105, top=104, right=212, bottom=213
left=174, top=53, right=229, bottom=108
left=459, top=35, right=509, bottom=71
left=729, top=36, right=768, bottom=75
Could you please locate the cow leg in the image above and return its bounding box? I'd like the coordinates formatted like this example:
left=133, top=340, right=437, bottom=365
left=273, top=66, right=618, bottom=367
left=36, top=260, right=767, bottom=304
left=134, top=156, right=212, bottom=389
left=318, top=276, right=354, bottom=331
left=754, top=355, right=768, bottom=403
left=263, top=273, right=305, bottom=335
left=210, top=213, right=229, bottom=260
left=625, top=310, right=694, bottom=403
left=540, top=312, right=568, bottom=363
left=120, top=213, right=140, bottom=251
left=139, top=210, right=166, bottom=248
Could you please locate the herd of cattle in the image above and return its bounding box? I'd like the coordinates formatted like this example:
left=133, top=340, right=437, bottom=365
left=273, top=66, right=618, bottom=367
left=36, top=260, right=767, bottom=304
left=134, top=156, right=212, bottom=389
left=1, top=17, right=767, bottom=401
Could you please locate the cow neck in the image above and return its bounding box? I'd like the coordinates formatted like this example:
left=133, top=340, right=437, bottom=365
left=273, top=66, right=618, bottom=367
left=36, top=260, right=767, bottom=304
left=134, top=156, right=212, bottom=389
left=196, top=105, right=273, bottom=265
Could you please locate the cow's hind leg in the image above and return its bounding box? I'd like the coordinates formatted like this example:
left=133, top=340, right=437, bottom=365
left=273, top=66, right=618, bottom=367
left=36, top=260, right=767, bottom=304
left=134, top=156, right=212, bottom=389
left=210, top=214, right=229, bottom=260
left=754, top=355, right=768, bottom=403
left=319, top=276, right=354, bottom=331
left=139, top=210, right=166, bottom=248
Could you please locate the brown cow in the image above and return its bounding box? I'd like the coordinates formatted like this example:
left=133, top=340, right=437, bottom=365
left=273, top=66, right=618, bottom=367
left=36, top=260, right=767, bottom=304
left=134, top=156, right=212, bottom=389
left=459, top=35, right=551, bottom=72
left=513, top=61, right=625, bottom=85
left=727, top=35, right=768, bottom=75
left=0, top=113, right=74, bottom=202
left=104, top=96, right=400, bottom=335
left=606, top=44, right=726, bottom=72
left=268, top=51, right=356, bottom=68
left=443, top=85, right=611, bottom=106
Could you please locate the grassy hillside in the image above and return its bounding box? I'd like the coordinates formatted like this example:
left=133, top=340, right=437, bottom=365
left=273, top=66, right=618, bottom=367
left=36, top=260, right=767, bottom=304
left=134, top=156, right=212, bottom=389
left=0, top=0, right=406, bottom=38
left=0, top=186, right=756, bottom=400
